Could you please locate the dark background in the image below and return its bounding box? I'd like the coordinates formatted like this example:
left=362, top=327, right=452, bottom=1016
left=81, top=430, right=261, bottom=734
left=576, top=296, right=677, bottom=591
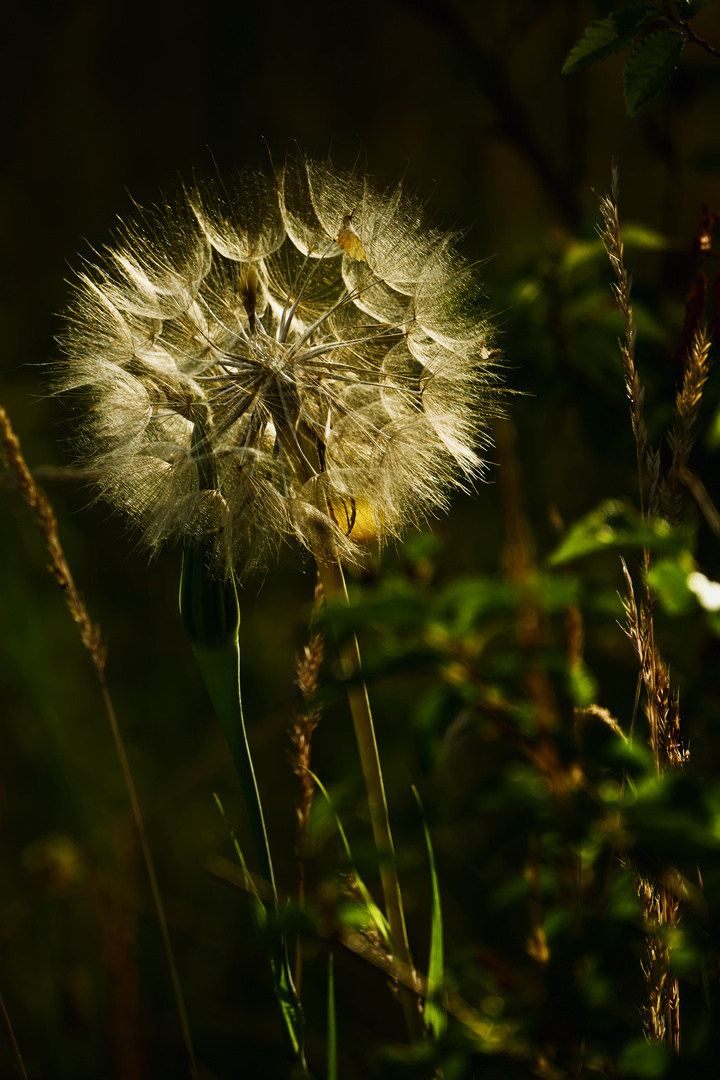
left=2, top=1, right=720, bottom=1077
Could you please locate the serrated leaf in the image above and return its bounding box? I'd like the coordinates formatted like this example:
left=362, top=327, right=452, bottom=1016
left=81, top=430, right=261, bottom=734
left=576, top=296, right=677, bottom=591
left=624, top=30, right=686, bottom=115
left=562, top=4, right=660, bottom=73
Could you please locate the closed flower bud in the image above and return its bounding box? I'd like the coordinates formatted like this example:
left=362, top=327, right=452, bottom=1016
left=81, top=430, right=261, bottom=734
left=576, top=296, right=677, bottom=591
left=58, top=153, right=501, bottom=577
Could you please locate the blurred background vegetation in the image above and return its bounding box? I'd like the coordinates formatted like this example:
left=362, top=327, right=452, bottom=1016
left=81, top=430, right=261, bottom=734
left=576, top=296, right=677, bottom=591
left=2, top=1, right=720, bottom=1077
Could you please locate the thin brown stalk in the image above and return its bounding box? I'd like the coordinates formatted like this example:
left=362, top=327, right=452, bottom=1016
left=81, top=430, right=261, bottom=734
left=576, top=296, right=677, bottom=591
left=0, top=988, right=28, bottom=1079
left=666, top=8, right=720, bottom=60
left=0, top=404, right=199, bottom=1080
left=637, top=877, right=681, bottom=1053
left=288, top=575, right=325, bottom=994
left=315, top=556, right=423, bottom=1042
left=620, top=561, right=688, bottom=775
left=626, top=568, right=684, bottom=1043
left=598, top=169, right=647, bottom=519
left=681, top=467, right=720, bottom=538
left=600, top=173, right=690, bottom=1055
left=665, top=324, right=712, bottom=523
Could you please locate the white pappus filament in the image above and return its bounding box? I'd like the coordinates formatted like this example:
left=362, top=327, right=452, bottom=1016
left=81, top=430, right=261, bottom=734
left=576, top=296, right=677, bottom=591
left=58, top=152, right=501, bottom=576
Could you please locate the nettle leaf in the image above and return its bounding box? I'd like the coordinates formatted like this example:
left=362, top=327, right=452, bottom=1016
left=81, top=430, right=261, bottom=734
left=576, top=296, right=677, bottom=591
left=562, top=4, right=660, bottom=74
left=624, top=29, right=686, bottom=115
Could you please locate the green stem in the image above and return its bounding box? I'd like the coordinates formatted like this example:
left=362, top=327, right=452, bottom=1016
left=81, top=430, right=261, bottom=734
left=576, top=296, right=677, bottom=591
left=180, top=541, right=309, bottom=1074
left=180, top=544, right=275, bottom=892
left=316, top=557, right=422, bottom=1041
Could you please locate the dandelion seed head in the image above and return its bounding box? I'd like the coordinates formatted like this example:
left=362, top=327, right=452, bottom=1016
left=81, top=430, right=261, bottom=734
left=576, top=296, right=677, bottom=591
left=58, top=153, right=501, bottom=576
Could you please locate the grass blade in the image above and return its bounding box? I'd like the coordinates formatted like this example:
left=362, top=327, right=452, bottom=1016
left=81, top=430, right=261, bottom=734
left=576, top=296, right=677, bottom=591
left=181, top=541, right=310, bottom=1075
left=0, top=406, right=199, bottom=1077
left=413, top=787, right=447, bottom=1040
left=309, top=770, right=391, bottom=946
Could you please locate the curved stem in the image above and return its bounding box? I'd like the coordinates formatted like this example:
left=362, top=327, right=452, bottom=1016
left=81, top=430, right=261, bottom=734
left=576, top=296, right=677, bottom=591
left=180, top=543, right=310, bottom=1075
left=316, top=556, right=422, bottom=1041
left=666, top=7, right=720, bottom=59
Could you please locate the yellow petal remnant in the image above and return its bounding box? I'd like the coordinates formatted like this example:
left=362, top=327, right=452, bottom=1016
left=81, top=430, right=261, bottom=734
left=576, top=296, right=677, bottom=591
left=336, top=209, right=367, bottom=263
left=57, top=152, right=501, bottom=577
left=329, top=496, right=380, bottom=546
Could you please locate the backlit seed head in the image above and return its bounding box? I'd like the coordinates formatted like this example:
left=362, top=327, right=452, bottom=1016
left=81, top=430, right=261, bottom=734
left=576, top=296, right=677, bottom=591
left=58, top=153, right=501, bottom=577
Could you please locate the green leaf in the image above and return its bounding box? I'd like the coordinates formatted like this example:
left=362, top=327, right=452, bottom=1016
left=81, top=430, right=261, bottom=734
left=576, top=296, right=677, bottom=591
left=548, top=500, right=689, bottom=566
left=689, top=0, right=718, bottom=12
left=624, top=30, right=686, bottom=115
left=616, top=222, right=671, bottom=251
left=706, top=399, right=720, bottom=448
left=618, top=1037, right=671, bottom=1076
left=562, top=4, right=659, bottom=73
left=568, top=659, right=599, bottom=708
left=645, top=553, right=697, bottom=615
left=437, top=572, right=579, bottom=635
left=623, top=774, right=720, bottom=865
left=559, top=224, right=668, bottom=276
left=413, top=788, right=446, bottom=1040
left=320, top=591, right=427, bottom=635
left=438, top=577, right=518, bottom=633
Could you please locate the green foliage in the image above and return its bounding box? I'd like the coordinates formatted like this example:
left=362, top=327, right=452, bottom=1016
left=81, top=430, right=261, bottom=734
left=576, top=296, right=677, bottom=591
left=562, top=5, right=662, bottom=73
left=4, top=1, right=720, bottom=1077
left=563, top=1, right=719, bottom=114
left=617, top=1038, right=671, bottom=1077
left=214, top=795, right=310, bottom=1075
left=623, top=29, right=686, bottom=115
left=183, top=543, right=310, bottom=1073
left=548, top=500, right=691, bottom=565
left=310, top=772, right=391, bottom=947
